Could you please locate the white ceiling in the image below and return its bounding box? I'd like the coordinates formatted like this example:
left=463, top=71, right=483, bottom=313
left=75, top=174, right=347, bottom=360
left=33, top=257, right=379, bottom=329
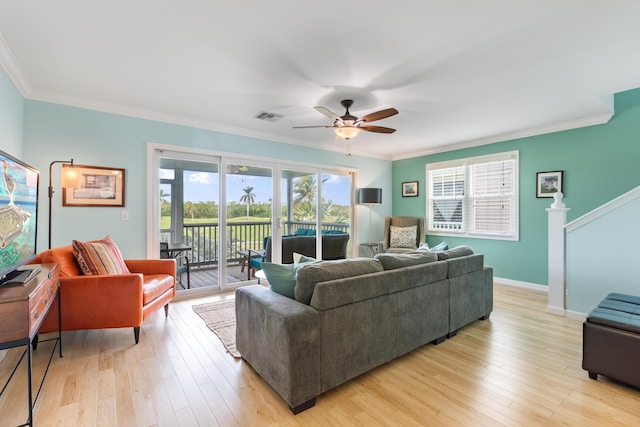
left=2, top=1, right=640, bottom=160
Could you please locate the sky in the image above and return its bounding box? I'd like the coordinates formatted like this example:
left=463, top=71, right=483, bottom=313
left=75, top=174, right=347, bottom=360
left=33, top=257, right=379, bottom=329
left=169, top=171, right=351, bottom=206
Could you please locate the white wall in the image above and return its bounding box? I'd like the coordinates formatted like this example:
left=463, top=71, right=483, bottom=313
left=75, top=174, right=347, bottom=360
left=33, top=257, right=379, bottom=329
left=566, top=189, right=640, bottom=314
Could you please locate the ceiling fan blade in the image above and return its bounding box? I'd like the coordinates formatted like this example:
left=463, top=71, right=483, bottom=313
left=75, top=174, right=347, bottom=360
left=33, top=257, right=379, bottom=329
left=293, top=125, right=335, bottom=129
left=360, top=125, right=396, bottom=134
left=359, top=108, right=399, bottom=123
left=314, top=106, right=341, bottom=120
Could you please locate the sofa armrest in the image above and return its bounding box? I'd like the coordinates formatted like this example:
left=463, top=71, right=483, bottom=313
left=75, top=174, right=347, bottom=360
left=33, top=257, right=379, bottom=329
left=125, top=259, right=176, bottom=277
left=235, top=285, right=321, bottom=409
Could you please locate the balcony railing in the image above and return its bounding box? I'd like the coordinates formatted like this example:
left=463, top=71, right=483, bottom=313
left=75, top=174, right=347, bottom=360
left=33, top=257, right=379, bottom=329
left=161, top=220, right=349, bottom=267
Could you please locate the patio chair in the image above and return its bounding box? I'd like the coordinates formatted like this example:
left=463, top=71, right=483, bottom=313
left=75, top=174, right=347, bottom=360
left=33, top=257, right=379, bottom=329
left=160, top=241, right=191, bottom=289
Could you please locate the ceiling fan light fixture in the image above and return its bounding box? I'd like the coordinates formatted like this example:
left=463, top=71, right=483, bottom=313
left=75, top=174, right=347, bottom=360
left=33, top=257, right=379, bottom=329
left=334, top=126, right=361, bottom=140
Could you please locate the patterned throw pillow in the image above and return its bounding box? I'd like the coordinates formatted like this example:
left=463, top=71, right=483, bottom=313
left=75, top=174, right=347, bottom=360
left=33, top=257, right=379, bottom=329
left=72, top=236, right=130, bottom=275
left=389, top=225, right=418, bottom=249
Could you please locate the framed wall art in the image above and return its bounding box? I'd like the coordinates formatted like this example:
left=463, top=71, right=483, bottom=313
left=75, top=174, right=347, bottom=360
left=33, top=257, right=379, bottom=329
left=536, top=170, right=563, bottom=198
left=62, top=165, right=125, bottom=207
left=402, top=181, right=419, bottom=197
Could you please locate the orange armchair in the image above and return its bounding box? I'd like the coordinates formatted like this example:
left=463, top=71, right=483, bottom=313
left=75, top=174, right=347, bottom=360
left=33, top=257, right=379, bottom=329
left=36, top=245, right=176, bottom=344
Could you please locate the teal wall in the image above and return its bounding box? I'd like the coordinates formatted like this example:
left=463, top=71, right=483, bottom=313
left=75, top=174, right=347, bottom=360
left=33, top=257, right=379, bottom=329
left=20, top=101, right=392, bottom=256
left=0, top=67, right=23, bottom=157
left=393, top=88, right=640, bottom=286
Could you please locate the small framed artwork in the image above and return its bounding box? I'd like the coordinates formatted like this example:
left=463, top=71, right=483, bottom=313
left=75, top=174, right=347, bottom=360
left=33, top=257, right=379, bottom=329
left=62, top=165, right=125, bottom=207
left=402, top=181, right=419, bottom=197
left=536, top=170, right=563, bottom=198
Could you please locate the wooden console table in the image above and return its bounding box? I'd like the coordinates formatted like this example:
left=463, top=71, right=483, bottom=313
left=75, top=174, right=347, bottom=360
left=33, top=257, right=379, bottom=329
left=0, top=263, right=61, bottom=427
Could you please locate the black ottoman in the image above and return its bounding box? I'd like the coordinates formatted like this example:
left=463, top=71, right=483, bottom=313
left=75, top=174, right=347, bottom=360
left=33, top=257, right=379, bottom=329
left=582, top=293, right=640, bottom=388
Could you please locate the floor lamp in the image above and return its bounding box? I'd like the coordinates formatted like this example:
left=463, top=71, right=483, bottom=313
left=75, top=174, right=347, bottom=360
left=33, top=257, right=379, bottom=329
left=48, top=159, right=77, bottom=249
left=358, top=188, right=382, bottom=245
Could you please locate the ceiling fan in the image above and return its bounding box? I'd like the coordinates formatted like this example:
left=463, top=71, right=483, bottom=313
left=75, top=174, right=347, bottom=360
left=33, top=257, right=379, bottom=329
left=294, top=99, right=398, bottom=140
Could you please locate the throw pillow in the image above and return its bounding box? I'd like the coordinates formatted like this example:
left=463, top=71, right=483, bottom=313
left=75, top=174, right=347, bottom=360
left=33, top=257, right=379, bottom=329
left=72, top=236, right=130, bottom=275
left=430, top=241, right=448, bottom=252
left=293, top=252, right=317, bottom=263
left=262, top=256, right=318, bottom=299
left=389, top=225, right=418, bottom=249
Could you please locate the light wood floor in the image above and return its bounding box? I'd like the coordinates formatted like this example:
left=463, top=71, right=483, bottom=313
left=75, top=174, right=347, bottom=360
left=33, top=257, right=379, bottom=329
left=2, top=283, right=640, bottom=426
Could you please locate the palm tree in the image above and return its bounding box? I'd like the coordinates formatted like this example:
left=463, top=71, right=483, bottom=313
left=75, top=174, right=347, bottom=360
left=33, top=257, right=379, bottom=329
left=185, top=202, right=196, bottom=221
left=239, top=186, right=256, bottom=217
left=294, top=175, right=316, bottom=204
left=322, top=199, right=335, bottom=219
left=293, top=175, right=317, bottom=222
left=159, top=189, right=170, bottom=207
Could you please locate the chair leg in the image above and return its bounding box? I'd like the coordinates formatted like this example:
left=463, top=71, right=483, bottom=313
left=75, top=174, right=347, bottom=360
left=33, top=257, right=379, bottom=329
left=186, top=269, right=190, bottom=289
left=164, top=303, right=169, bottom=317
left=133, top=326, right=140, bottom=344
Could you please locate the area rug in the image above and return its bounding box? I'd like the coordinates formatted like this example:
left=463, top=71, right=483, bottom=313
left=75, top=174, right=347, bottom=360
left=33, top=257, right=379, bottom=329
left=192, top=299, right=241, bottom=358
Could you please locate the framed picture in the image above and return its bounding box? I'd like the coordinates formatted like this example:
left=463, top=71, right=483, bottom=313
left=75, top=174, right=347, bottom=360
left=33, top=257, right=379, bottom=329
left=62, top=165, right=125, bottom=207
left=536, top=170, right=563, bottom=198
left=402, top=181, right=419, bottom=197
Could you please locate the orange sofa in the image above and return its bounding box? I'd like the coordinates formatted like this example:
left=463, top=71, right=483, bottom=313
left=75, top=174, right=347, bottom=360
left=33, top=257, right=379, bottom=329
left=35, top=245, right=176, bottom=344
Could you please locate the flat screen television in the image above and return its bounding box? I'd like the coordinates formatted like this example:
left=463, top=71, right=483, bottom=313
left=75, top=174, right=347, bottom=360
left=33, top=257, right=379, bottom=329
left=0, top=149, right=40, bottom=286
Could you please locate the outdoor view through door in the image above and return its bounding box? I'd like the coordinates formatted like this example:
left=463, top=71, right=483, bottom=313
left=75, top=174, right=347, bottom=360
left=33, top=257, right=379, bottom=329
left=160, top=157, right=221, bottom=290
left=226, top=163, right=273, bottom=282
left=156, top=149, right=353, bottom=293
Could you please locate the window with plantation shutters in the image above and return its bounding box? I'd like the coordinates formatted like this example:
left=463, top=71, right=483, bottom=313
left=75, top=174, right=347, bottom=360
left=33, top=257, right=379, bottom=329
left=426, top=151, right=519, bottom=241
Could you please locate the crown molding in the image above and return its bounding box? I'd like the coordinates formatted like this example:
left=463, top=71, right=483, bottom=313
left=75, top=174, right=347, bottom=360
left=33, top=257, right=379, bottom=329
left=391, top=112, right=614, bottom=161
left=0, top=34, right=31, bottom=97
left=26, top=89, right=393, bottom=161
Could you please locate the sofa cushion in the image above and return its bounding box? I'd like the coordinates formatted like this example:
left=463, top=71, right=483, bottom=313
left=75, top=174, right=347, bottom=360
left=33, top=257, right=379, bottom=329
left=295, top=228, right=314, bottom=235
left=447, top=253, right=485, bottom=278
left=262, top=257, right=319, bottom=299
left=72, top=236, right=131, bottom=275
left=374, top=251, right=438, bottom=270
left=436, top=245, right=473, bottom=260
left=310, top=261, right=448, bottom=311
left=142, top=273, right=175, bottom=305
left=389, top=225, right=418, bottom=249
left=295, top=258, right=383, bottom=305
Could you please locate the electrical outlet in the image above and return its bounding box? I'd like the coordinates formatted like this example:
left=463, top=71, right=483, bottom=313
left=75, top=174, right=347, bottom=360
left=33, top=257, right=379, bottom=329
left=121, top=211, right=129, bottom=221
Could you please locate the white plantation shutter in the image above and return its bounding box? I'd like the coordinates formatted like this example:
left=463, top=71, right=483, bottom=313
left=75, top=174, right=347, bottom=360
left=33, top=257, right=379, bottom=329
left=426, top=151, right=518, bottom=240
left=429, top=166, right=464, bottom=231
left=470, top=160, right=515, bottom=235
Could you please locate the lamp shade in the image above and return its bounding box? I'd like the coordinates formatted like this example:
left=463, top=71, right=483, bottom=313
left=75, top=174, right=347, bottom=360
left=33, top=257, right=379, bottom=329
left=335, top=126, right=361, bottom=140
left=358, top=188, right=382, bottom=204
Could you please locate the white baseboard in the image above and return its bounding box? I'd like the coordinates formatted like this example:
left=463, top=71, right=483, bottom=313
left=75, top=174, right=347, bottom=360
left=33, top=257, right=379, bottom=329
left=494, top=277, right=589, bottom=319
left=546, top=305, right=566, bottom=316
left=565, top=309, right=587, bottom=322
left=494, top=277, right=548, bottom=293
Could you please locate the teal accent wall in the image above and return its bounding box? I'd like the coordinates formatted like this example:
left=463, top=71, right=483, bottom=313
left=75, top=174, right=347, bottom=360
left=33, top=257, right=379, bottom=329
left=21, top=101, right=392, bottom=255
left=0, top=67, right=24, bottom=157
left=393, top=87, right=640, bottom=286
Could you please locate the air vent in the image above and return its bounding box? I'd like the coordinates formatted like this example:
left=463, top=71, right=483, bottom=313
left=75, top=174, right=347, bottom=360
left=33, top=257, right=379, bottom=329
left=255, top=111, right=283, bottom=122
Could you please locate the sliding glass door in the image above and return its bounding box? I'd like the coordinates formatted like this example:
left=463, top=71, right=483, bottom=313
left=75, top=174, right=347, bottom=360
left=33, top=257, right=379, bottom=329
left=150, top=145, right=354, bottom=296
left=158, top=153, right=221, bottom=291
left=280, top=168, right=352, bottom=259
left=224, top=161, right=273, bottom=282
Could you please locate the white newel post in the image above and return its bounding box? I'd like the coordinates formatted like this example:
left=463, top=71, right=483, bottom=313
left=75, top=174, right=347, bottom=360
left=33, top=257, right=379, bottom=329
left=546, top=192, right=569, bottom=316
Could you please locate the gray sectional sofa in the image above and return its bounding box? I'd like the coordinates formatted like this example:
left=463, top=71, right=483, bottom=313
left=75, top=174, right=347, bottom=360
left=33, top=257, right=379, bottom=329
left=235, top=246, right=493, bottom=414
